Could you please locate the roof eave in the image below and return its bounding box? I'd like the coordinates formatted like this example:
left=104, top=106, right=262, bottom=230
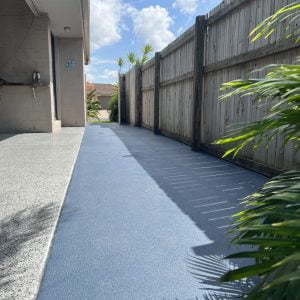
left=26, top=0, right=90, bottom=64
left=24, top=0, right=40, bottom=16
left=81, top=0, right=90, bottom=65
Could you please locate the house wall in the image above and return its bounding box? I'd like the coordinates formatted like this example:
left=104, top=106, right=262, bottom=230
left=55, top=38, right=86, bottom=127
left=98, top=95, right=111, bottom=110
left=0, top=0, right=55, bottom=133
left=0, top=86, right=53, bottom=132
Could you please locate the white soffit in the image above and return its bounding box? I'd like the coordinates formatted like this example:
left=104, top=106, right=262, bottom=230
left=28, top=0, right=84, bottom=38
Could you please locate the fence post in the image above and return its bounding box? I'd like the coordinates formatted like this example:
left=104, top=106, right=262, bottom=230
left=118, top=73, right=126, bottom=124
left=191, top=15, right=206, bottom=150
left=153, top=52, right=161, bottom=134
left=135, top=64, right=142, bottom=126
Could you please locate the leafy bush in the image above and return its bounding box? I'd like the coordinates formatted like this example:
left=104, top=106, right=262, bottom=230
left=108, top=87, right=118, bottom=122
left=86, top=89, right=101, bottom=120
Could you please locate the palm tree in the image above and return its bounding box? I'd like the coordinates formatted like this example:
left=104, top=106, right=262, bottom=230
left=126, top=45, right=154, bottom=68
left=141, top=44, right=153, bottom=64
left=113, top=44, right=153, bottom=122
left=117, top=57, right=124, bottom=73
left=127, top=52, right=138, bottom=68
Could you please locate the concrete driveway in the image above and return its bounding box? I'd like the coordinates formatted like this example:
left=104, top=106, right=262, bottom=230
left=37, top=124, right=266, bottom=299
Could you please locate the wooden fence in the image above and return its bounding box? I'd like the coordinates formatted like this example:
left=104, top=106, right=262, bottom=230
left=119, top=0, right=300, bottom=176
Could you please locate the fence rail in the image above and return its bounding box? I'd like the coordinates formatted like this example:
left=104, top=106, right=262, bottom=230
left=119, top=0, right=300, bottom=176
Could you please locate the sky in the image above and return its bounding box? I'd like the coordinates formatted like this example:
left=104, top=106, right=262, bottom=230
left=86, top=0, right=222, bottom=84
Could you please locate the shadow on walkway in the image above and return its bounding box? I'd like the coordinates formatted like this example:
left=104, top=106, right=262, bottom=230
left=0, top=203, right=58, bottom=290
left=0, top=134, right=17, bottom=143
left=103, top=124, right=265, bottom=298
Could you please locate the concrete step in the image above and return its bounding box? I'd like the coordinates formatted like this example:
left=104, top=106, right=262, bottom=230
left=52, top=120, right=61, bottom=133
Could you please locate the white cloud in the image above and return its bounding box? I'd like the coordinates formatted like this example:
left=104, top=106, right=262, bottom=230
left=85, top=65, right=97, bottom=82
left=173, top=0, right=199, bottom=15
left=100, top=69, right=118, bottom=81
left=88, top=2, right=177, bottom=82
left=85, top=65, right=118, bottom=83
left=91, top=57, right=116, bottom=65
left=130, top=5, right=175, bottom=51
left=90, top=0, right=123, bottom=51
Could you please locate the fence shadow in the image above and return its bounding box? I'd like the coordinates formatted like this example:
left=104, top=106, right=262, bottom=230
left=0, top=203, right=58, bottom=289
left=103, top=124, right=266, bottom=298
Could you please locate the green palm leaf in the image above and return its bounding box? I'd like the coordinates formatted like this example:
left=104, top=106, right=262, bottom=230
left=218, top=0, right=300, bottom=284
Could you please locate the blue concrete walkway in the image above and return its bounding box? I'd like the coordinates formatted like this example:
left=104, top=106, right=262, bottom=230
left=38, top=124, right=266, bottom=299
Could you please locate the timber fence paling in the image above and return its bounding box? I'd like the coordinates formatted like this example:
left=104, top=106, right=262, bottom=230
left=119, top=0, right=300, bottom=175
left=141, top=58, right=155, bottom=129
left=159, top=25, right=196, bottom=144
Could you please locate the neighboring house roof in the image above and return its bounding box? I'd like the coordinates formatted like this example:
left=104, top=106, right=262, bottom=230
left=93, top=84, right=117, bottom=97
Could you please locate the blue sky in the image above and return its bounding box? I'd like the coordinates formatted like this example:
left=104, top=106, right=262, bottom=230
left=86, top=0, right=222, bottom=84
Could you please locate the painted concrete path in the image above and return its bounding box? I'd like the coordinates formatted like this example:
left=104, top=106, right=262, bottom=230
left=38, top=124, right=266, bottom=299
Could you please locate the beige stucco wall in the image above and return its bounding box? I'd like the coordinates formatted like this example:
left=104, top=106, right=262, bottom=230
left=0, top=0, right=86, bottom=132
left=55, top=38, right=86, bottom=127
left=0, top=0, right=55, bottom=133
left=0, top=86, right=53, bottom=133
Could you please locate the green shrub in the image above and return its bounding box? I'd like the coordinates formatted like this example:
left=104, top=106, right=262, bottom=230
left=108, top=88, right=118, bottom=122
left=86, top=89, right=101, bottom=120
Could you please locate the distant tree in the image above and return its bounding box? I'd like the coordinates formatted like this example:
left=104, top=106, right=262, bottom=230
left=108, top=84, right=118, bottom=122
left=127, top=52, right=138, bottom=68
left=117, top=57, right=124, bottom=73
left=121, top=44, right=154, bottom=71
left=113, top=44, right=154, bottom=122
left=86, top=89, right=101, bottom=120
left=141, top=44, right=153, bottom=64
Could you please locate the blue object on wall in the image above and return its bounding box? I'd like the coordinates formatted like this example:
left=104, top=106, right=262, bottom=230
left=65, top=59, right=75, bottom=70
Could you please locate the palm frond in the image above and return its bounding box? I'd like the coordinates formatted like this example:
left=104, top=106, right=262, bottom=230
left=127, top=52, right=138, bottom=65
left=214, top=63, right=300, bottom=157
left=250, top=2, right=300, bottom=43
left=221, top=171, right=300, bottom=299
left=217, top=3, right=300, bottom=298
